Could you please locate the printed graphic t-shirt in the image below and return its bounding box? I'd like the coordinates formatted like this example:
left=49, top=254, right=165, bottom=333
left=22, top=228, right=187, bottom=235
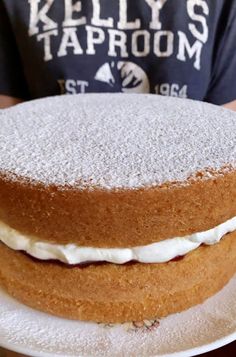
left=0, top=0, right=236, bottom=105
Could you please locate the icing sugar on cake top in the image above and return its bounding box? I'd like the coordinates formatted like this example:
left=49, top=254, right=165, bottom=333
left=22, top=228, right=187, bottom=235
left=0, top=93, right=236, bottom=189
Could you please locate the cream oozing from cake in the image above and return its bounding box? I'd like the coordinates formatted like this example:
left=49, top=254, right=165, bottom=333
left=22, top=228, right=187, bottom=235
left=0, top=94, right=236, bottom=189
left=0, top=217, right=236, bottom=264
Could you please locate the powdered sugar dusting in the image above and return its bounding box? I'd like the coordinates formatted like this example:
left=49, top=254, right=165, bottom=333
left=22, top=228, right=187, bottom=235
left=0, top=94, right=236, bottom=189
left=1, top=276, right=236, bottom=356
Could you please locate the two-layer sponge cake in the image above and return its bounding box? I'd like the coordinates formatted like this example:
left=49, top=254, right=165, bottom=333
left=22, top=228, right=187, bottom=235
left=0, top=94, right=236, bottom=323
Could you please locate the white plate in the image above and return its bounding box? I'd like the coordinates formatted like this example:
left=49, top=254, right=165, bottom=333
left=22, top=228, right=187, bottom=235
left=0, top=276, right=236, bottom=357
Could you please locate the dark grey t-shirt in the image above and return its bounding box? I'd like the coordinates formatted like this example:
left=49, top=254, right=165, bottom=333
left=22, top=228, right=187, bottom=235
left=0, top=0, right=236, bottom=104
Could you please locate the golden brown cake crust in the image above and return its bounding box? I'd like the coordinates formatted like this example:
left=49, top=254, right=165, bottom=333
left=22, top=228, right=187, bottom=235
left=0, top=170, right=236, bottom=247
left=1, top=231, right=236, bottom=323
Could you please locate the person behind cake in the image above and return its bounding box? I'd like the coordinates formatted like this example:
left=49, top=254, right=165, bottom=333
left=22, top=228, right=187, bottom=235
left=0, top=0, right=235, bottom=110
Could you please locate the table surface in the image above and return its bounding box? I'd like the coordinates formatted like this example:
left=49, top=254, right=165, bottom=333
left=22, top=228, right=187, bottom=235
left=1, top=340, right=236, bottom=356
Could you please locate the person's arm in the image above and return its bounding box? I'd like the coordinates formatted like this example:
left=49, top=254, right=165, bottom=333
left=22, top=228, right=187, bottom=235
left=204, top=3, right=236, bottom=110
left=0, top=2, right=29, bottom=109
left=0, top=95, right=23, bottom=109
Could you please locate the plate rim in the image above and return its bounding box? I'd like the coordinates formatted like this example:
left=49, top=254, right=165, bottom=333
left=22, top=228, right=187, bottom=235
left=1, top=283, right=236, bottom=357
left=1, top=330, right=236, bottom=357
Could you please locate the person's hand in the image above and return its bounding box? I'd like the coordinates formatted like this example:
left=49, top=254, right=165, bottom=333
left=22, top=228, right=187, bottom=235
left=223, top=100, right=236, bottom=111
left=0, top=95, right=23, bottom=109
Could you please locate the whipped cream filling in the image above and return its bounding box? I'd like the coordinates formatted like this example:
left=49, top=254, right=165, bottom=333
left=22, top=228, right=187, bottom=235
left=0, top=217, right=236, bottom=265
